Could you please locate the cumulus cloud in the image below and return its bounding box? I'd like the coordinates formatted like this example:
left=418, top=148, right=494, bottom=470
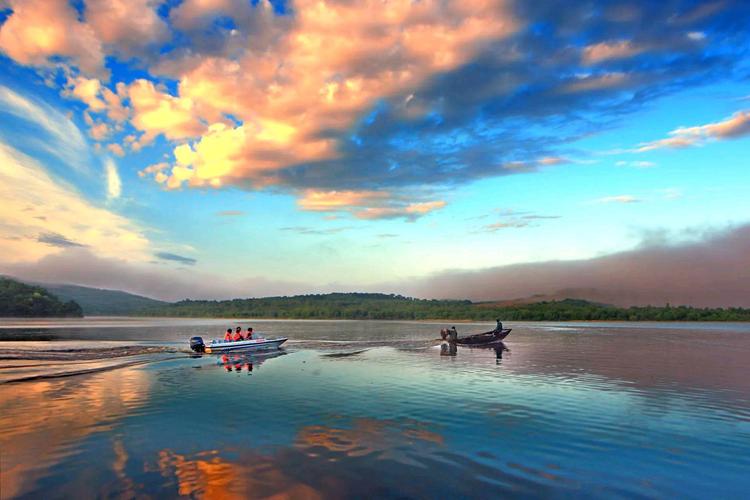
left=637, top=110, right=750, bottom=151
left=4, top=0, right=750, bottom=217
left=398, top=224, right=750, bottom=307
left=0, top=142, right=150, bottom=263
left=86, top=0, right=168, bottom=57
left=127, top=79, right=207, bottom=146
left=0, top=0, right=105, bottom=76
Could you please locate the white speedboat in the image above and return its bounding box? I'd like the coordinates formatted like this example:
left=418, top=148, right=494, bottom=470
left=189, top=336, right=287, bottom=353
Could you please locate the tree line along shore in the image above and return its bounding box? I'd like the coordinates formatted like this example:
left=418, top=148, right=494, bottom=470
left=139, top=293, right=750, bottom=322
left=0, top=278, right=83, bottom=317
left=2, top=278, right=749, bottom=321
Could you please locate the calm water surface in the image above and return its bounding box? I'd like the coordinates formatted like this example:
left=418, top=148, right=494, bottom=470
left=1, top=319, right=749, bottom=499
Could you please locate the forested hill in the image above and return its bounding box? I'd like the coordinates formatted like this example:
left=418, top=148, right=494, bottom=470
left=42, top=283, right=167, bottom=315
left=139, top=293, right=750, bottom=321
left=0, top=278, right=83, bottom=317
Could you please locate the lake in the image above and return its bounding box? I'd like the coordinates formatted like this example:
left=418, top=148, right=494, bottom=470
left=1, top=318, right=749, bottom=499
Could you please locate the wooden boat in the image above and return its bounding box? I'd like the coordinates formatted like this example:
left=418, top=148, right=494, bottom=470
left=454, top=326, right=511, bottom=346
left=440, top=321, right=511, bottom=346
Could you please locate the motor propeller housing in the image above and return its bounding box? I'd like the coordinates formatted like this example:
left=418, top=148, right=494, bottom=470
left=189, top=336, right=205, bottom=353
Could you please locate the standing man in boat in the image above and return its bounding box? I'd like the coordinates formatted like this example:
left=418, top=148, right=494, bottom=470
left=496, top=319, right=503, bottom=331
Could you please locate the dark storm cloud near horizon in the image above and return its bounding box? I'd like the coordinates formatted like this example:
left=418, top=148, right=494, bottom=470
left=2, top=224, right=750, bottom=307
left=273, top=0, right=750, bottom=193
left=400, top=223, right=750, bottom=308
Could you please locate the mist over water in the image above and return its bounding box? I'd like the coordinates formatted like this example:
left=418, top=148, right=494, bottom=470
left=1, top=319, right=749, bottom=498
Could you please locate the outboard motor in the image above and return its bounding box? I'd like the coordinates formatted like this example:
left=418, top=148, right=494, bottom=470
left=189, top=336, right=206, bottom=353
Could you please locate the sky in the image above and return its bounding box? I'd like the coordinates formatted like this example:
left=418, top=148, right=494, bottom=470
left=0, top=0, right=749, bottom=305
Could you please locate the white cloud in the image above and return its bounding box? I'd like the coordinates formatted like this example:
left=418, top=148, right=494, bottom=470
left=595, top=195, right=641, bottom=204
left=0, top=85, right=89, bottom=171
left=615, top=160, right=656, bottom=168
left=105, top=158, right=122, bottom=200
left=0, top=142, right=149, bottom=264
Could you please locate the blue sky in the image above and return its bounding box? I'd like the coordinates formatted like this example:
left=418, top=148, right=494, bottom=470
left=0, top=0, right=749, bottom=302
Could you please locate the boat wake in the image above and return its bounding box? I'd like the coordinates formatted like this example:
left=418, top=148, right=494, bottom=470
left=0, top=346, right=184, bottom=384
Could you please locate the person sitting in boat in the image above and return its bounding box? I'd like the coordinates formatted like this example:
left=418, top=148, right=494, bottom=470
left=496, top=319, right=503, bottom=331
left=245, top=327, right=254, bottom=340
left=224, top=328, right=233, bottom=341
left=232, top=326, right=243, bottom=342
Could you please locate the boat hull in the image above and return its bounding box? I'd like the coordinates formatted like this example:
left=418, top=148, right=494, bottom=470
left=205, top=337, right=287, bottom=353
left=455, top=328, right=511, bottom=346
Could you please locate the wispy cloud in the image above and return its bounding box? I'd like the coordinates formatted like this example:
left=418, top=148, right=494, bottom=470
left=595, top=195, right=641, bottom=204
left=636, top=110, right=750, bottom=152
left=0, top=142, right=150, bottom=263
left=104, top=158, right=121, bottom=200
left=616, top=160, right=656, bottom=168
left=155, top=252, right=197, bottom=265
left=215, top=210, right=246, bottom=217
left=280, top=226, right=354, bottom=235
left=0, top=85, right=89, bottom=171
left=475, top=210, right=561, bottom=233
left=37, top=232, right=86, bottom=248
left=297, top=190, right=446, bottom=221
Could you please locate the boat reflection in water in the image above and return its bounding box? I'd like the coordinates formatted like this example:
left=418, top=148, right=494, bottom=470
left=440, top=341, right=509, bottom=363
left=216, top=350, right=287, bottom=373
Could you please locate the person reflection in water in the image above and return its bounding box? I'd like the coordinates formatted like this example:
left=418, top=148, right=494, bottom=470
left=440, top=341, right=457, bottom=357
left=494, top=343, right=510, bottom=364
left=221, top=354, right=254, bottom=373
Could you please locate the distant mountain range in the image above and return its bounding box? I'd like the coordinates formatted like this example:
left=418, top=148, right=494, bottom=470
left=33, top=283, right=168, bottom=316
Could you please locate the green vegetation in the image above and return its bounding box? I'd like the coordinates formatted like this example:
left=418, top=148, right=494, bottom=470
left=138, top=293, right=750, bottom=321
left=43, top=283, right=167, bottom=315
left=0, top=278, right=83, bottom=317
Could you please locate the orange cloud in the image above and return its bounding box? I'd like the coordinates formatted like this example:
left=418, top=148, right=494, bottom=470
left=562, top=72, right=629, bottom=93
left=582, top=40, right=645, bottom=65
left=86, top=0, right=168, bottom=56
left=146, top=0, right=520, bottom=189
left=296, top=190, right=446, bottom=220
left=636, top=109, right=750, bottom=151
left=355, top=201, right=447, bottom=220
left=298, top=190, right=390, bottom=211
left=127, top=79, right=206, bottom=145
left=0, top=0, right=104, bottom=76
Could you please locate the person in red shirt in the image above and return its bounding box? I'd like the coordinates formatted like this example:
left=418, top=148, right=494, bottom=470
left=232, top=326, right=243, bottom=341
left=246, top=327, right=254, bottom=340
left=224, top=328, right=232, bottom=341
